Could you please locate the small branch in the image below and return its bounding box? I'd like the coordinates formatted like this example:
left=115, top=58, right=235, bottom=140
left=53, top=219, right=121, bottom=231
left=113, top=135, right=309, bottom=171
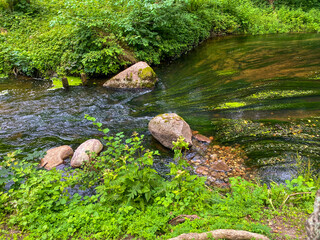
left=281, top=192, right=313, bottom=208
left=268, top=198, right=276, bottom=211
left=267, top=189, right=276, bottom=211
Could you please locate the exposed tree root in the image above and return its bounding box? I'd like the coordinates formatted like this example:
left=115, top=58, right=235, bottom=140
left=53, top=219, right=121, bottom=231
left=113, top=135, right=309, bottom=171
left=168, top=229, right=270, bottom=240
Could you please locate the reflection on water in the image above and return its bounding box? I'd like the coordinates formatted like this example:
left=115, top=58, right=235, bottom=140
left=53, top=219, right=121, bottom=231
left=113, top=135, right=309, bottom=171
left=1, top=33, right=320, bottom=182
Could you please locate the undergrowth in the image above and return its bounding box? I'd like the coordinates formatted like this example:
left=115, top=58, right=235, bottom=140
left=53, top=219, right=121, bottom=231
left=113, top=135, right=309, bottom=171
left=0, top=116, right=318, bottom=239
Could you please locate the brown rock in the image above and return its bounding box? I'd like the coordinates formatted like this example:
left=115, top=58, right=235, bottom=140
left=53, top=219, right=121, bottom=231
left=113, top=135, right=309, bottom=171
left=210, top=160, right=231, bottom=172
left=103, top=61, right=157, bottom=89
left=40, top=145, right=73, bottom=170
left=148, top=113, right=192, bottom=149
left=71, top=139, right=103, bottom=168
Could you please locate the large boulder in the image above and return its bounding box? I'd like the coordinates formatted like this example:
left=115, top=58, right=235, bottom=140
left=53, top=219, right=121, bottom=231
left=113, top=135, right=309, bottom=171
left=71, top=139, right=103, bottom=168
left=40, top=145, right=73, bottom=170
left=103, top=61, right=157, bottom=89
left=148, top=113, right=192, bottom=149
left=306, top=189, right=320, bottom=240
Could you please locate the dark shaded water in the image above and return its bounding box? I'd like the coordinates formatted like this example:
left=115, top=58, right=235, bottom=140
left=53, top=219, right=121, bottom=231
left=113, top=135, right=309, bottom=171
left=1, top=33, right=320, bottom=182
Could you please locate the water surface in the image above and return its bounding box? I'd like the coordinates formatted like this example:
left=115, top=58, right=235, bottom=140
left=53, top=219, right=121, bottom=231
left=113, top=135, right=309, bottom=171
left=1, top=33, right=320, bottom=182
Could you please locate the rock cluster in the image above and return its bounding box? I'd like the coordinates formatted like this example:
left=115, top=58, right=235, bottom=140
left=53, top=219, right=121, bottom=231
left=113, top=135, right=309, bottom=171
left=148, top=113, right=252, bottom=187
left=188, top=137, right=254, bottom=188
left=40, top=139, right=103, bottom=170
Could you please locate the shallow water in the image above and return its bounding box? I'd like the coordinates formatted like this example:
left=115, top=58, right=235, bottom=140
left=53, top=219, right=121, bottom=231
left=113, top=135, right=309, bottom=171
left=1, top=33, right=320, bottom=182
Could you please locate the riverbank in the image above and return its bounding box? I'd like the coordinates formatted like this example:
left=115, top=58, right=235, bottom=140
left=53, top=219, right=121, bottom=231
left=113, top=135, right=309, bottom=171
left=1, top=0, right=320, bottom=79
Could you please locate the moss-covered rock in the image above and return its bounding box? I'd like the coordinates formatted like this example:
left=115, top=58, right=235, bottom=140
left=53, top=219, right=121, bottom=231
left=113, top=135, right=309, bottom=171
left=103, top=61, right=157, bottom=89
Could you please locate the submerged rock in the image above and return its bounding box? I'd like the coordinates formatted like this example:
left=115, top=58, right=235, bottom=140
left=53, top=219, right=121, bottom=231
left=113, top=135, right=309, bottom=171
left=103, top=61, right=157, bottom=89
left=210, top=160, right=230, bottom=172
left=40, top=145, right=73, bottom=170
left=186, top=139, right=253, bottom=188
left=148, top=113, right=192, bottom=149
left=193, top=133, right=211, bottom=144
left=71, top=139, right=103, bottom=168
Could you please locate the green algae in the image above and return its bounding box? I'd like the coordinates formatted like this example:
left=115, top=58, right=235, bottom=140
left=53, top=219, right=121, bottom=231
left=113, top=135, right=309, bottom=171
left=216, top=69, right=239, bottom=76
left=246, top=90, right=315, bottom=100
left=214, top=102, right=247, bottom=110
left=211, top=118, right=320, bottom=168
left=49, top=76, right=83, bottom=90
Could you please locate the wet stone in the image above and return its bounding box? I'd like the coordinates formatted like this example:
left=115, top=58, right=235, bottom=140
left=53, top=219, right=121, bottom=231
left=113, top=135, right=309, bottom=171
left=193, top=133, right=212, bottom=144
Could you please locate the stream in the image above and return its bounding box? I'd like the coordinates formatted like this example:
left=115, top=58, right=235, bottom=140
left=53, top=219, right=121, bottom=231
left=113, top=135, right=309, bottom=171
left=1, top=33, right=320, bottom=183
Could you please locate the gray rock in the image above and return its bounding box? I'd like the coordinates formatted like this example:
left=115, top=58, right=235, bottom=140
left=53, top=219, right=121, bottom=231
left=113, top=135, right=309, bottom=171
left=40, top=145, right=73, bottom=170
left=71, top=139, right=103, bottom=168
left=103, top=61, right=157, bottom=89
left=306, top=189, right=320, bottom=240
left=148, top=113, right=192, bottom=149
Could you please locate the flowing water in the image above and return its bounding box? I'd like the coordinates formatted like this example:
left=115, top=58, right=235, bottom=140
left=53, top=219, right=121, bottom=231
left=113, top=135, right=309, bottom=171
left=1, top=33, right=320, bottom=182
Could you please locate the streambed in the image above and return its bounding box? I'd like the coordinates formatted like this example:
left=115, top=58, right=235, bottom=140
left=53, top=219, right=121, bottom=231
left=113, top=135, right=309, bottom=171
left=1, top=33, right=320, bottom=183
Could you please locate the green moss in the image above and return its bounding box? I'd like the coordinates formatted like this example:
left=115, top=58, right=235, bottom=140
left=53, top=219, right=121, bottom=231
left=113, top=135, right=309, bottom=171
left=138, top=67, right=157, bottom=88
left=49, top=76, right=83, bottom=90
left=138, top=67, right=156, bottom=81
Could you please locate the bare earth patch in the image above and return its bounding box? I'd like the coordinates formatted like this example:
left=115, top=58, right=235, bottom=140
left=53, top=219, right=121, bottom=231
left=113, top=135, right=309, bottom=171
left=259, top=209, right=309, bottom=240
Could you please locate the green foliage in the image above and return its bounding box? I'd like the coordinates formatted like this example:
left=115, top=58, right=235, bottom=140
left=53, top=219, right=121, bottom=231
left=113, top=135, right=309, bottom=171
left=1, top=0, right=320, bottom=78
left=0, top=0, right=30, bottom=11
left=211, top=177, right=268, bottom=219
left=156, top=136, right=212, bottom=212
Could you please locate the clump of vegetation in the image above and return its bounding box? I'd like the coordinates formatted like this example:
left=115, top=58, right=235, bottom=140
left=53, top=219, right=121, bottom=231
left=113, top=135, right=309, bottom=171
left=1, top=0, right=320, bottom=78
left=49, top=76, right=83, bottom=90
left=0, top=116, right=318, bottom=239
left=246, top=90, right=316, bottom=100
left=214, top=101, right=247, bottom=110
